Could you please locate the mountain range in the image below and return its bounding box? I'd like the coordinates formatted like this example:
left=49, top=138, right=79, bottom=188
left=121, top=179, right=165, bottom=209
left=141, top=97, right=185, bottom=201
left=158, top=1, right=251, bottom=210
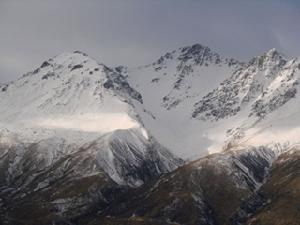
left=0, top=44, right=300, bottom=225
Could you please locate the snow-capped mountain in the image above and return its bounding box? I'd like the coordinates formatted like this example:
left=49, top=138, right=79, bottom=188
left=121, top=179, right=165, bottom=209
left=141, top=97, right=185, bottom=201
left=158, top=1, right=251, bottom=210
left=2, top=44, right=299, bottom=161
left=0, top=50, right=184, bottom=224
left=126, top=44, right=242, bottom=158
left=1, top=44, right=300, bottom=225
left=190, top=48, right=300, bottom=152
left=124, top=45, right=300, bottom=158
left=1, top=44, right=300, bottom=170
left=0, top=51, right=142, bottom=143
left=0, top=51, right=182, bottom=188
left=192, top=48, right=287, bottom=120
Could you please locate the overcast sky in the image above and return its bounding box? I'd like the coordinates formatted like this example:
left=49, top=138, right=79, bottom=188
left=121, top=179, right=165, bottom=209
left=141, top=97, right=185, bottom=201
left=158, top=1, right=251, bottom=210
left=1, top=0, right=300, bottom=82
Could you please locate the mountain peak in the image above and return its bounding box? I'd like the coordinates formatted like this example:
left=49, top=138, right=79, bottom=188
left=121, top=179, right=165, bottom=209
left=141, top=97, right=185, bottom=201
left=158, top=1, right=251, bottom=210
left=153, top=43, right=229, bottom=68
left=19, top=51, right=105, bottom=82
left=0, top=50, right=145, bottom=145
left=179, top=43, right=209, bottom=54
left=263, top=48, right=286, bottom=62
left=266, top=48, right=279, bottom=57
left=72, top=50, right=89, bottom=56
left=248, top=48, right=286, bottom=69
left=177, top=43, right=219, bottom=63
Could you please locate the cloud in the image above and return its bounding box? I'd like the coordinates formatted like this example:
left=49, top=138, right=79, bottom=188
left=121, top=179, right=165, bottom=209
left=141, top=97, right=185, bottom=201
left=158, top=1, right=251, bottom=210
left=0, top=0, right=300, bottom=82
left=34, top=113, right=140, bottom=133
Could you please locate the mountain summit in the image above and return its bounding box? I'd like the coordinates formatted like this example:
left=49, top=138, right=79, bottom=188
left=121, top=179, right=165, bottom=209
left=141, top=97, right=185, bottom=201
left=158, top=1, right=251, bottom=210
left=0, top=51, right=142, bottom=143
left=0, top=50, right=183, bottom=188
left=125, top=45, right=300, bottom=157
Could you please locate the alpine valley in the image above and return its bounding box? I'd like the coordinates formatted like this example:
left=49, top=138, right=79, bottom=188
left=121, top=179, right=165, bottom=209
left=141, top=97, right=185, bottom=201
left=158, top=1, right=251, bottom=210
left=1, top=44, right=300, bottom=225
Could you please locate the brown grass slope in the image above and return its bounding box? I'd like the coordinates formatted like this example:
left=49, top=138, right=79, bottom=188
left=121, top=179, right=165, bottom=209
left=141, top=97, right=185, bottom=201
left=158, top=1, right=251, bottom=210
left=246, top=149, right=300, bottom=225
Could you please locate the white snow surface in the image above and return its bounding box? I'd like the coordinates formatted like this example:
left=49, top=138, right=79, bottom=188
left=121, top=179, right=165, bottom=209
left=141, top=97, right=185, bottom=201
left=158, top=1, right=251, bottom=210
left=0, top=51, right=183, bottom=186
left=126, top=46, right=300, bottom=158
left=2, top=45, right=300, bottom=161
left=0, top=52, right=143, bottom=144
left=126, top=44, right=241, bottom=158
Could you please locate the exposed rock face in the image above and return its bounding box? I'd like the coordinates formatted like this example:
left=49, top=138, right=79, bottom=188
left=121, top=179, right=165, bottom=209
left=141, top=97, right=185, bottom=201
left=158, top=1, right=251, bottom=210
left=102, top=66, right=143, bottom=104
left=192, top=49, right=290, bottom=121
left=149, top=44, right=241, bottom=112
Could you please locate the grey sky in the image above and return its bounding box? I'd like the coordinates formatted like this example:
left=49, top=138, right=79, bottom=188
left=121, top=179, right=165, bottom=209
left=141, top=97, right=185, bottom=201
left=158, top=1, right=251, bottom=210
left=0, top=0, right=300, bottom=82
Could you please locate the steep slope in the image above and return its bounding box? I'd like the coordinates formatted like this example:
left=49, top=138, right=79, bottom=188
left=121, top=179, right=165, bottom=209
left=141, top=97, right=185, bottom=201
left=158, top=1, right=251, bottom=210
left=83, top=145, right=283, bottom=225
left=0, top=129, right=182, bottom=225
left=125, top=45, right=300, bottom=158
left=80, top=128, right=183, bottom=186
left=236, top=147, right=300, bottom=225
left=192, top=48, right=287, bottom=120
left=2, top=45, right=299, bottom=160
left=192, top=49, right=300, bottom=152
left=0, top=51, right=143, bottom=144
left=0, top=51, right=184, bottom=224
left=0, top=138, right=120, bottom=225
left=0, top=51, right=182, bottom=180
left=1, top=45, right=300, bottom=225
left=126, top=44, right=242, bottom=158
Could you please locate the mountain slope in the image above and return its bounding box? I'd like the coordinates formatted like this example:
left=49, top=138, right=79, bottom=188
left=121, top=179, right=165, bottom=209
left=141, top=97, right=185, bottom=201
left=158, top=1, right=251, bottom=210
left=0, top=51, right=184, bottom=224
left=124, top=45, right=300, bottom=158
left=0, top=129, right=182, bottom=225
left=195, top=49, right=300, bottom=152
left=238, top=147, right=300, bottom=225
left=0, top=51, right=143, bottom=144
left=1, top=44, right=300, bottom=225
left=3, top=45, right=299, bottom=160
left=82, top=145, right=284, bottom=225
left=126, top=44, right=242, bottom=158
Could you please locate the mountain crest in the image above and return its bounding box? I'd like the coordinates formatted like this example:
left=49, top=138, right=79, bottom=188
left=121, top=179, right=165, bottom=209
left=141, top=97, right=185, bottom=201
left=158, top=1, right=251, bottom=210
left=248, top=48, right=286, bottom=70
left=152, top=43, right=241, bottom=70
